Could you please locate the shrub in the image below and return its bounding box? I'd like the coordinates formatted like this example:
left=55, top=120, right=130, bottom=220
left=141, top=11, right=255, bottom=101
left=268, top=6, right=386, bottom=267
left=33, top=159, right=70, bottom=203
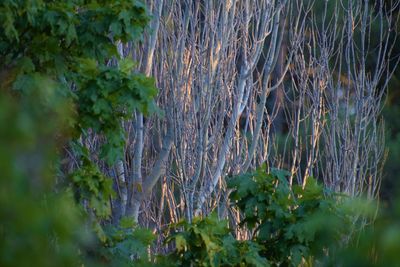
left=228, top=166, right=353, bottom=266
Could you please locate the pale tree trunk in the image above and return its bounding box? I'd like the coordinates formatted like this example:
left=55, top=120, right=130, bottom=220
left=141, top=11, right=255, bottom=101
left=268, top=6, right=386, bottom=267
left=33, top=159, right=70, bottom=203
left=127, top=0, right=166, bottom=223
left=102, top=0, right=399, bottom=229
left=283, top=0, right=399, bottom=196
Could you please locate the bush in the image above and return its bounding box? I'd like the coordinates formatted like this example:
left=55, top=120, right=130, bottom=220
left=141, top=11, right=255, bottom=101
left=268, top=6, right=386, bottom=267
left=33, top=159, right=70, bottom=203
left=228, top=167, right=353, bottom=266
left=165, top=213, right=267, bottom=267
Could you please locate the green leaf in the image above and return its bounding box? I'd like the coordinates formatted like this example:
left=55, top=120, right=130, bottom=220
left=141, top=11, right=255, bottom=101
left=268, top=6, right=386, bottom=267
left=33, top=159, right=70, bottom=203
left=66, top=24, right=77, bottom=45
left=119, top=58, right=136, bottom=74
left=302, top=177, right=323, bottom=200
left=132, top=228, right=156, bottom=244
left=271, top=168, right=290, bottom=183
left=175, top=235, right=187, bottom=251
left=3, top=7, right=19, bottom=41
left=77, top=58, right=99, bottom=76
left=290, top=245, right=308, bottom=266
left=120, top=217, right=135, bottom=228
left=258, top=223, right=272, bottom=240
left=110, top=21, right=122, bottom=37
left=17, top=57, right=35, bottom=73
left=93, top=221, right=107, bottom=243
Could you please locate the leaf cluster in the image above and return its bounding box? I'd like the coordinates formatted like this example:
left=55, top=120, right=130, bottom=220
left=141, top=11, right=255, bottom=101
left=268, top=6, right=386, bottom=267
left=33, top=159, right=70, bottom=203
left=228, top=166, right=352, bottom=266
left=91, top=217, right=156, bottom=266
left=74, top=58, right=157, bottom=164
left=165, top=213, right=268, bottom=267
left=0, top=0, right=156, bottom=166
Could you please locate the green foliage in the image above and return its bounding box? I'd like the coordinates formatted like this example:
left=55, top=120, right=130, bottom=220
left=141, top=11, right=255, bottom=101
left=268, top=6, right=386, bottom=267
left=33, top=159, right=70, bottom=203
left=161, top=168, right=400, bottom=267
left=74, top=58, right=157, bottom=163
left=91, top=217, right=156, bottom=266
left=228, top=166, right=352, bottom=266
left=329, top=198, right=400, bottom=267
left=0, top=78, right=89, bottom=267
left=381, top=105, right=400, bottom=205
left=0, top=0, right=156, bottom=241
left=71, top=156, right=115, bottom=219
left=165, top=213, right=268, bottom=267
left=0, top=0, right=158, bottom=266
left=0, top=0, right=156, bottom=166
left=0, top=0, right=148, bottom=63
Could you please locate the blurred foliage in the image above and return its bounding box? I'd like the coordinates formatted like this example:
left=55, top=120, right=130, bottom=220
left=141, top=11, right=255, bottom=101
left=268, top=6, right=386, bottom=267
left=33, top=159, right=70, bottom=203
left=381, top=105, right=400, bottom=205
left=0, top=74, right=89, bottom=267
left=329, top=197, right=400, bottom=267
left=380, top=0, right=400, bottom=207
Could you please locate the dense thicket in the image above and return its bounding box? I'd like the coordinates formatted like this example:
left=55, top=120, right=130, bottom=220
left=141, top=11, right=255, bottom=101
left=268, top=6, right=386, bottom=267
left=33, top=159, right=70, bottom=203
left=1, top=0, right=400, bottom=266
